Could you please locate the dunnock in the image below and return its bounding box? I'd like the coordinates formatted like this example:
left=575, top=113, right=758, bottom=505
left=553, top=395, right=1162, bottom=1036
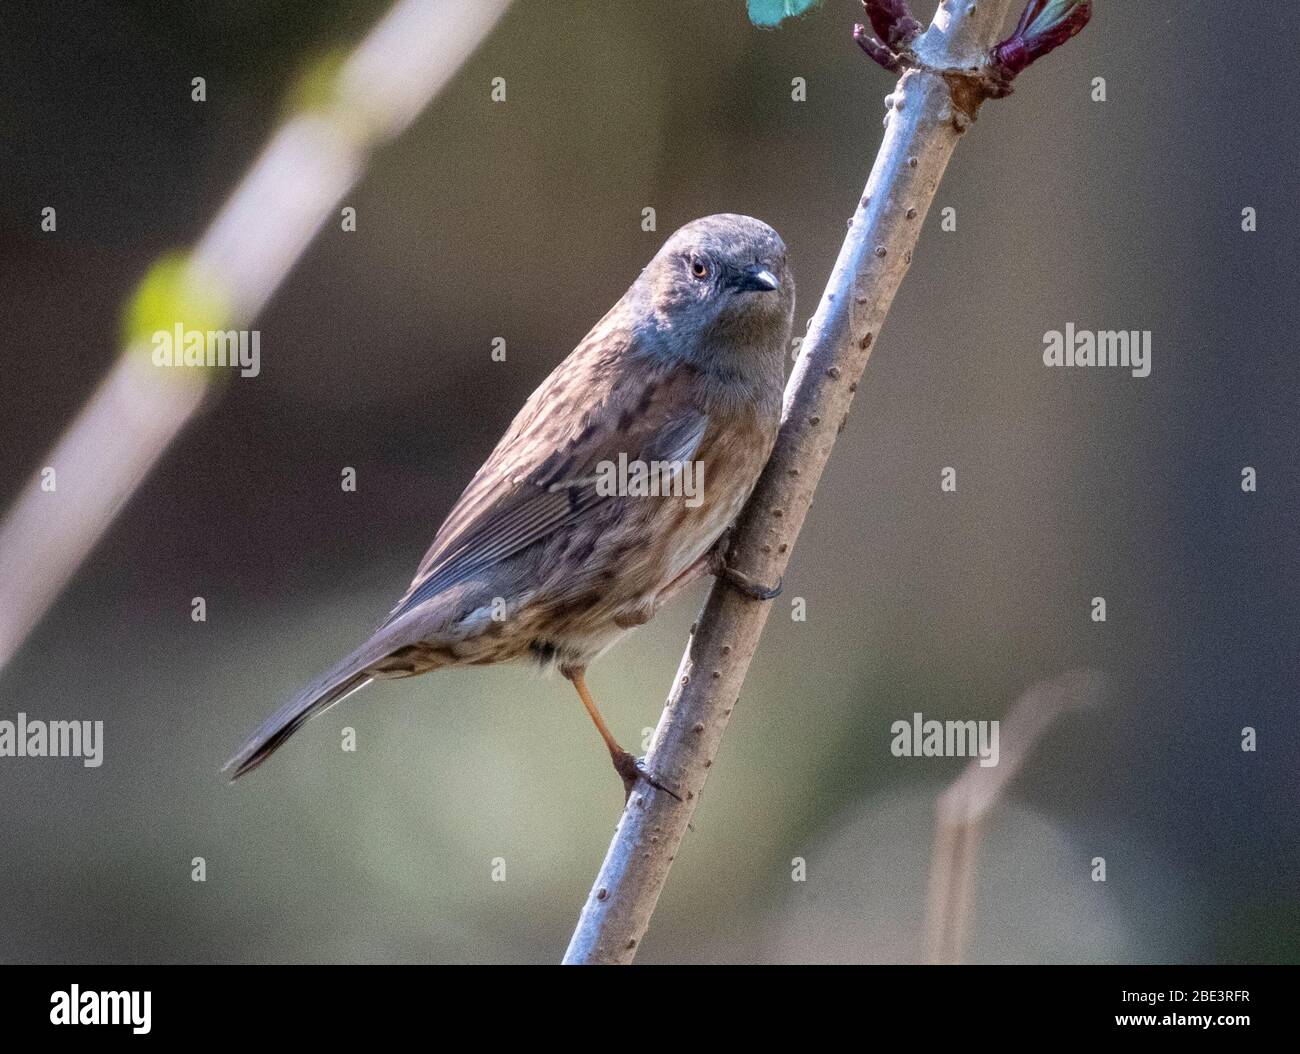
left=224, top=214, right=795, bottom=799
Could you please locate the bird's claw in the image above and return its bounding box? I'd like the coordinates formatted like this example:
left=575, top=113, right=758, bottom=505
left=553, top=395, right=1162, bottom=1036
left=612, top=750, right=681, bottom=803
left=707, top=533, right=782, bottom=601
left=719, top=564, right=783, bottom=601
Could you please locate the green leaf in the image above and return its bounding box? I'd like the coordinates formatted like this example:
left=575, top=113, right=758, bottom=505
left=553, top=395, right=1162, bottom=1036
left=747, top=0, right=820, bottom=29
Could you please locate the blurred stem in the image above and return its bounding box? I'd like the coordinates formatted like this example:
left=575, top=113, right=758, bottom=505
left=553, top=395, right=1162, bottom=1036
left=564, top=0, right=1088, bottom=964
left=925, top=669, right=1105, bottom=964
left=0, top=0, right=511, bottom=672
left=0, top=355, right=210, bottom=670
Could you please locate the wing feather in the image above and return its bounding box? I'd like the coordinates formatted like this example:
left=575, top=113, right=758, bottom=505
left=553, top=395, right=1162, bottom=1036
left=384, top=353, right=708, bottom=624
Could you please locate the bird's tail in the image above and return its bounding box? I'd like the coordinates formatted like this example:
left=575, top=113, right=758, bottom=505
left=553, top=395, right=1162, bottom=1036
left=222, top=647, right=379, bottom=781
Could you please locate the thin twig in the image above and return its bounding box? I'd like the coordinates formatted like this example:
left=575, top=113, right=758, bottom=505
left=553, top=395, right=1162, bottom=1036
left=563, top=0, right=1092, bottom=965
left=0, top=0, right=512, bottom=671
left=924, top=668, right=1106, bottom=965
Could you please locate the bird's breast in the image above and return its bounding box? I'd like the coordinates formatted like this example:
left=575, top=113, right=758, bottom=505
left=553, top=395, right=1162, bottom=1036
left=661, top=412, right=774, bottom=572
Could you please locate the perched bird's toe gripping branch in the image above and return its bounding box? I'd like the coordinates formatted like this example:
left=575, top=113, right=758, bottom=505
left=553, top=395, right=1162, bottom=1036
left=706, top=525, right=784, bottom=601
left=719, top=567, right=783, bottom=602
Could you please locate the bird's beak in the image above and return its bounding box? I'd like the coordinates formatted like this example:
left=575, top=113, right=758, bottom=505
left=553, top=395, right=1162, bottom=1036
left=736, top=265, right=780, bottom=293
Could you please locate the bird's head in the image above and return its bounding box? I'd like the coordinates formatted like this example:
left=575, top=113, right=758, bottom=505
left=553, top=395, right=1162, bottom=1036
left=637, top=214, right=795, bottom=363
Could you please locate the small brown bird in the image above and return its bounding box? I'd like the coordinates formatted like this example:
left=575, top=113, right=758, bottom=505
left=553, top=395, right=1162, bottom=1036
left=224, top=214, right=795, bottom=798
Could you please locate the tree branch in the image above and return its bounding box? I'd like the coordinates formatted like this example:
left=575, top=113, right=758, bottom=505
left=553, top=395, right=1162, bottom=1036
left=0, top=0, right=511, bottom=672
left=563, top=0, right=1091, bottom=965
left=924, top=668, right=1106, bottom=964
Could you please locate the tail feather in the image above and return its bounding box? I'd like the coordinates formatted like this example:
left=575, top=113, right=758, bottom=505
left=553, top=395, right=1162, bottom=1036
left=224, top=602, right=447, bottom=781
left=223, top=655, right=377, bottom=781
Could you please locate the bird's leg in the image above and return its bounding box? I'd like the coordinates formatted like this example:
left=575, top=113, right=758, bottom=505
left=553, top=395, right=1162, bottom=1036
left=647, top=553, right=713, bottom=613
left=563, top=666, right=680, bottom=803
left=646, top=530, right=783, bottom=617
left=706, top=527, right=783, bottom=601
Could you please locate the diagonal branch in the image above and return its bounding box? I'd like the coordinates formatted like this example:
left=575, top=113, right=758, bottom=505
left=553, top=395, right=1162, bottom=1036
left=0, top=0, right=512, bottom=673
left=924, top=668, right=1106, bottom=964
left=563, top=0, right=1091, bottom=965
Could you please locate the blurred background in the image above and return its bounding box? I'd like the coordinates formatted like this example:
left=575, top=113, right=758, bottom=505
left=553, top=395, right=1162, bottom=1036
left=0, top=0, right=1296, bottom=964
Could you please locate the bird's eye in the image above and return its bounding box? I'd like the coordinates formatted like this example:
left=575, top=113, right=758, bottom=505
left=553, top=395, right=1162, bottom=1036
left=690, top=258, right=709, bottom=280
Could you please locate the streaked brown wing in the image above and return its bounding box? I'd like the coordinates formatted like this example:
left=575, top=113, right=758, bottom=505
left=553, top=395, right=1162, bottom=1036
left=384, top=362, right=708, bottom=624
